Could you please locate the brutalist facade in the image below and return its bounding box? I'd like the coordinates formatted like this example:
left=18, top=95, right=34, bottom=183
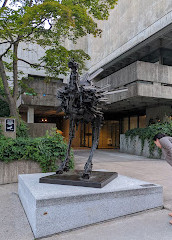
left=13, top=0, right=172, bottom=147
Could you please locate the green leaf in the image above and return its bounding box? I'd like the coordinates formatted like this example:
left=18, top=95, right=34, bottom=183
left=0, top=127, right=74, bottom=172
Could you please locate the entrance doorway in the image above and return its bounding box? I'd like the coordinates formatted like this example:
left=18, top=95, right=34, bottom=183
left=80, top=122, right=92, bottom=148
left=80, top=121, right=120, bottom=148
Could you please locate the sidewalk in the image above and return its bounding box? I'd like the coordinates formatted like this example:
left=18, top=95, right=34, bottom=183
left=1, top=150, right=172, bottom=240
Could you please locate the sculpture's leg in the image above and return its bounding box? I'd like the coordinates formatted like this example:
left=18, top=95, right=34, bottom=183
left=56, top=119, right=75, bottom=174
left=82, top=119, right=101, bottom=179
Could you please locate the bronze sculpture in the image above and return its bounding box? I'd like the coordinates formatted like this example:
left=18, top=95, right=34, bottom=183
left=56, top=60, right=108, bottom=179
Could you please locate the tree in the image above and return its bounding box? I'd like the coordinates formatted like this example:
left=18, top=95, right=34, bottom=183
left=0, top=78, right=10, bottom=117
left=0, top=0, right=118, bottom=118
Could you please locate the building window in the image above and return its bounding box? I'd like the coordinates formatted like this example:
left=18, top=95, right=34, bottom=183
left=121, top=115, right=146, bottom=133
left=123, top=117, right=128, bottom=133
left=139, top=115, right=146, bottom=128
left=130, top=116, right=137, bottom=130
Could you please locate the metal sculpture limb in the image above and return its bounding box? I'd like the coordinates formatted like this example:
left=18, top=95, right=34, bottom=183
left=82, top=119, right=101, bottom=179
left=56, top=118, right=75, bottom=174
left=56, top=60, right=107, bottom=179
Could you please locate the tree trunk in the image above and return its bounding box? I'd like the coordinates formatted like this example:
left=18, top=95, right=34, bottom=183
left=7, top=96, right=19, bottom=119
left=13, top=42, right=19, bottom=102
left=8, top=97, right=19, bottom=119
left=2, top=0, right=8, bottom=7
left=0, top=58, right=19, bottom=119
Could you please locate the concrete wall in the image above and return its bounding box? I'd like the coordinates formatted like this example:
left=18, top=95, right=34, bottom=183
left=18, top=79, right=62, bottom=108
left=84, top=0, right=172, bottom=73
left=1, top=0, right=172, bottom=80
left=96, top=61, right=172, bottom=89
left=120, top=134, right=162, bottom=159
left=95, top=61, right=172, bottom=104
left=27, top=123, right=56, bottom=138
left=0, top=160, right=42, bottom=185
left=0, top=42, right=47, bottom=87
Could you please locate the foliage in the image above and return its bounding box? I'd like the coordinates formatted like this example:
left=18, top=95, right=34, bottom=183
left=0, top=130, right=74, bottom=172
left=42, top=48, right=90, bottom=76
left=0, top=78, right=10, bottom=117
left=0, top=0, right=118, bottom=117
left=0, top=124, right=2, bottom=136
left=16, top=119, right=29, bottom=138
left=19, top=76, right=37, bottom=96
left=0, top=98, right=10, bottom=117
left=125, top=121, right=172, bottom=157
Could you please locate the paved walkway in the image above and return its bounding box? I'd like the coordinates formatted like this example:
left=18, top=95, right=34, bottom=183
left=1, top=150, right=172, bottom=240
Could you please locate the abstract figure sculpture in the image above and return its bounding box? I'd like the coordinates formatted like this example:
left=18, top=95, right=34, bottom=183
left=56, top=60, right=108, bottom=179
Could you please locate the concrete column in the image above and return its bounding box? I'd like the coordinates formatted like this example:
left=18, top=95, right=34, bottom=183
left=146, top=105, right=172, bottom=126
left=27, top=107, right=34, bottom=123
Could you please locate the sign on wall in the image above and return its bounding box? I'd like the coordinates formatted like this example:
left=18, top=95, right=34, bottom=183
left=5, top=119, right=15, bottom=132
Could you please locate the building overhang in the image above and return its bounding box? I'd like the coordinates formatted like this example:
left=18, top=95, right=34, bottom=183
left=93, top=20, right=172, bottom=80
left=97, top=61, right=172, bottom=116
left=19, top=105, right=63, bottom=117
left=17, top=78, right=63, bottom=115
left=104, top=95, right=172, bottom=117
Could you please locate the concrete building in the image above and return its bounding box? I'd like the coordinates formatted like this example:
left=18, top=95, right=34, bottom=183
left=16, top=0, right=172, bottom=148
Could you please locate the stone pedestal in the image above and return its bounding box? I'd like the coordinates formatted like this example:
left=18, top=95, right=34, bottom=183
left=18, top=173, right=163, bottom=239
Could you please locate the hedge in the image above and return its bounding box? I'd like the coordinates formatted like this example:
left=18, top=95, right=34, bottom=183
left=125, top=121, right=172, bottom=157
left=0, top=130, right=74, bottom=172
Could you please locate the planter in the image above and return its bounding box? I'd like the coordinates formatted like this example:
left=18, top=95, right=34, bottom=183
left=0, top=160, right=42, bottom=185
left=120, top=134, right=162, bottom=159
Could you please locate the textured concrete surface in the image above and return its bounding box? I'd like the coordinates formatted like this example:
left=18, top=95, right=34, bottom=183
left=2, top=0, right=172, bottom=79
left=0, top=183, right=33, bottom=240
left=0, top=160, right=42, bottom=185
left=1, top=150, right=172, bottom=240
left=18, top=173, right=163, bottom=238
left=27, top=123, right=56, bottom=138
left=41, top=209, right=172, bottom=240
left=86, top=0, right=172, bottom=72
left=95, top=61, right=172, bottom=115
left=96, top=61, right=172, bottom=92
left=19, top=79, right=62, bottom=108
left=120, top=134, right=161, bottom=159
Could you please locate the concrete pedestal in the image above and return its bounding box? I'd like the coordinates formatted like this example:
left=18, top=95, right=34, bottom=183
left=18, top=173, right=163, bottom=239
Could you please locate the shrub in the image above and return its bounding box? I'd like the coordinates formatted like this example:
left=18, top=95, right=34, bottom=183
left=0, top=124, right=2, bottom=136
left=16, top=119, right=29, bottom=138
left=125, top=121, right=172, bottom=157
left=0, top=100, right=10, bottom=117
left=0, top=131, right=74, bottom=172
left=0, top=78, right=10, bottom=117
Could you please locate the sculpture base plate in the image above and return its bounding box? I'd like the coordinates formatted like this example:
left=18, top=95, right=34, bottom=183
left=39, top=170, right=118, bottom=188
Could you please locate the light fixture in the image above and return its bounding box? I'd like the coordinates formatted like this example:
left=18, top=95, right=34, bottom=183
left=41, top=118, right=48, bottom=122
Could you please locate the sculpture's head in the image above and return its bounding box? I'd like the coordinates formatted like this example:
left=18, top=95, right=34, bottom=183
left=68, top=60, right=78, bottom=71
